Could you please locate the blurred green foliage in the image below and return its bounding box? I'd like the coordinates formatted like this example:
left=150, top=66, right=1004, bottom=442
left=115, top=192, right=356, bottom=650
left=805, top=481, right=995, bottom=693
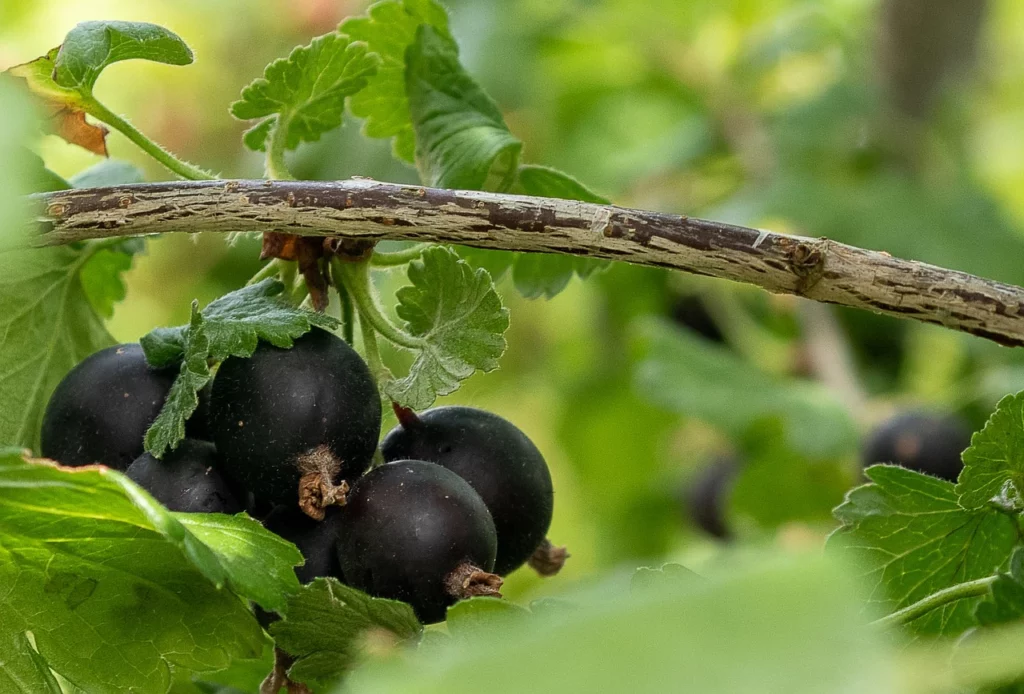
left=5, top=0, right=1024, bottom=604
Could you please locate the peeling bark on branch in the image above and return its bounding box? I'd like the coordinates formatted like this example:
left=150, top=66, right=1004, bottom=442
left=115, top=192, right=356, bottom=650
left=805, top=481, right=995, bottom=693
left=31, top=178, right=1024, bottom=347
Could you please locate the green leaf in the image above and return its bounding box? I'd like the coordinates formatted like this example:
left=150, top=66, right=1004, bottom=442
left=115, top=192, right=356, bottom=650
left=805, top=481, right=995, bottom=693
left=22, top=148, right=71, bottom=192
left=0, top=632, right=62, bottom=694
left=141, top=280, right=338, bottom=455
left=176, top=514, right=303, bottom=615
left=976, top=548, right=1024, bottom=626
left=828, top=465, right=1021, bottom=636
left=384, top=247, right=509, bottom=409
left=630, top=564, right=701, bottom=594
left=0, top=246, right=114, bottom=451
left=269, top=578, right=421, bottom=689
left=69, top=159, right=144, bottom=188
left=406, top=25, right=521, bottom=190
left=144, top=304, right=212, bottom=456
left=634, top=318, right=858, bottom=458
left=53, top=21, right=193, bottom=94
left=445, top=598, right=530, bottom=642
left=0, top=450, right=298, bottom=693
left=78, top=239, right=144, bottom=319
left=957, top=392, right=1024, bottom=510
left=340, top=0, right=452, bottom=161
left=230, top=32, right=379, bottom=151
left=345, top=554, right=890, bottom=694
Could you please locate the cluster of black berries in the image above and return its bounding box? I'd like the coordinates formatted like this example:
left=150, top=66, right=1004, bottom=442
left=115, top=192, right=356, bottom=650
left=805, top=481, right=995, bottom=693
left=40, top=328, right=563, bottom=623
left=684, top=411, right=972, bottom=539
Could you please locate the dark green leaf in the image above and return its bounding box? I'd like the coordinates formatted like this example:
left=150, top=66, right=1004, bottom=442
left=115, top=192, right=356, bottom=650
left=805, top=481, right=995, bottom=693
left=634, top=318, right=858, bottom=458
left=231, top=32, right=379, bottom=151
left=269, top=578, right=421, bottom=689
left=141, top=281, right=339, bottom=455
left=340, top=0, right=453, bottom=161
left=53, top=21, right=193, bottom=93
left=828, top=465, right=1020, bottom=636
left=957, top=392, right=1024, bottom=511
left=385, top=247, right=509, bottom=409
left=79, top=242, right=142, bottom=319
left=0, top=450, right=294, bottom=694
left=976, top=548, right=1024, bottom=626
left=144, top=304, right=212, bottom=456
left=406, top=25, right=521, bottom=190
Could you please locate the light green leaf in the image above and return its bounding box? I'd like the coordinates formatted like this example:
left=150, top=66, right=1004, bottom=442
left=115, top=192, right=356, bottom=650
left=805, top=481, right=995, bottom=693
left=69, top=159, right=145, bottom=188
left=0, top=246, right=114, bottom=451
left=0, top=632, right=62, bottom=694
left=634, top=318, right=858, bottom=457
left=231, top=32, right=379, bottom=151
left=269, top=578, right=421, bottom=690
left=406, top=25, right=521, bottom=190
left=630, top=564, right=701, bottom=595
left=957, top=391, right=1024, bottom=510
left=141, top=281, right=338, bottom=456
left=345, top=554, right=891, bottom=694
left=828, top=465, right=1020, bottom=636
left=384, top=247, right=509, bottom=409
left=53, top=21, right=193, bottom=94
left=445, top=598, right=530, bottom=642
left=340, top=0, right=452, bottom=161
left=0, top=450, right=297, bottom=694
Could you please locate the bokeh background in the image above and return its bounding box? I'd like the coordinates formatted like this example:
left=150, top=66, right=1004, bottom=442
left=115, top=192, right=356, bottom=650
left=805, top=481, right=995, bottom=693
left=5, top=0, right=1024, bottom=602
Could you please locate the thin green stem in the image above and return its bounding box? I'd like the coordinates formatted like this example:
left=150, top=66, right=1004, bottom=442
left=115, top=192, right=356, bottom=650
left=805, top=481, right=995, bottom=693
left=370, top=243, right=432, bottom=267
left=84, top=98, right=215, bottom=181
left=337, top=281, right=355, bottom=346
left=266, top=119, right=295, bottom=181
left=871, top=576, right=997, bottom=630
left=247, top=259, right=282, bottom=285
left=333, top=258, right=422, bottom=350
left=358, top=309, right=390, bottom=386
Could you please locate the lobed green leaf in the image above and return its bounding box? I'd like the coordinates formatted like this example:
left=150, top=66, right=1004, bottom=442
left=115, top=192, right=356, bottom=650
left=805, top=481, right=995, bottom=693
left=231, top=33, right=379, bottom=151
left=385, top=247, right=509, bottom=409
left=340, top=0, right=452, bottom=161
left=269, top=578, right=422, bottom=689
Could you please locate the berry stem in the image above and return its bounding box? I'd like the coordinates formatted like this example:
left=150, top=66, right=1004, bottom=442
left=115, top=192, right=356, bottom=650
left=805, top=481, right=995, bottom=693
left=333, top=258, right=424, bottom=350
left=83, top=97, right=216, bottom=181
left=247, top=258, right=283, bottom=286
left=370, top=243, right=432, bottom=267
left=870, top=575, right=997, bottom=629
left=392, top=401, right=422, bottom=429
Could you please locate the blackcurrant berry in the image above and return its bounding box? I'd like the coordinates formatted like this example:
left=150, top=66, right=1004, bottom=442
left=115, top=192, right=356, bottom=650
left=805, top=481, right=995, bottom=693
left=669, top=294, right=725, bottom=343
left=207, top=328, right=381, bottom=519
left=863, top=410, right=971, bottom=483
left=41, top=344, right=175, bottom=470
left=337, top=460, right=501, bottom=624
left=126, top=439, right=242, bottom=514
left=263, top=506, right=344, bottom=584
left=381, top=406, right=560, bottom=576
left=683, top=456, right=739, bottom=540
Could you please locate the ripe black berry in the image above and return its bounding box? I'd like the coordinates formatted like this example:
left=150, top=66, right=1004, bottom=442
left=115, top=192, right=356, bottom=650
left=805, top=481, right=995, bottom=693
left=41, top=344, right=175, bottom=470
left=683, top=456, right=739, bottom=540
left=381, top=406, right=560, bottom=576
left=263, top=506, right=344, bottom=584
left=207, top=328, right=381, bottom=519
left=126, top=439, right=242, bottom=514
left=863, top=411, right=971, bottom=483
left=337, top=460, right=501, bottom=624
